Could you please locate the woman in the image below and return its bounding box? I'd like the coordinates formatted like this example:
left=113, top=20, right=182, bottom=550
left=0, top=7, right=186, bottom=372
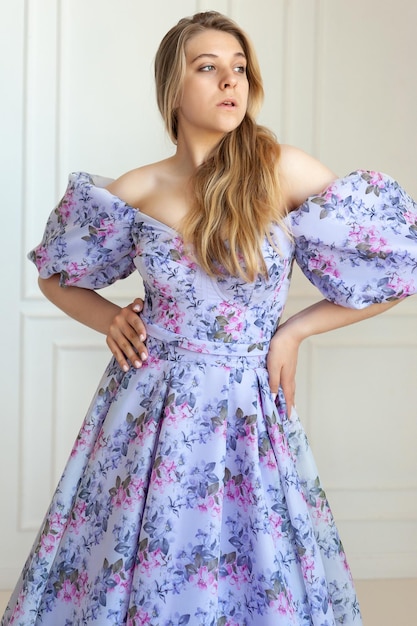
left=3, top=11, right=417, bottom=626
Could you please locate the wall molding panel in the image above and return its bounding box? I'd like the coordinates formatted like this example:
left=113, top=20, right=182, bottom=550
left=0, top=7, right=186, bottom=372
left=19, top=312, right=110, bottom=531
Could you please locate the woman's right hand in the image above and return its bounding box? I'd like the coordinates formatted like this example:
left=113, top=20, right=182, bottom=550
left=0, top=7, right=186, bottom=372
left=106, top=298, right=148, bottom=371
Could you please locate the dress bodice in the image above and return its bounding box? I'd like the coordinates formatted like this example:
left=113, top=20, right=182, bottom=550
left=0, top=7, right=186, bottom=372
left=28, top=169, right=417, bottom=354
left=132, top=212, right=294, bottom=350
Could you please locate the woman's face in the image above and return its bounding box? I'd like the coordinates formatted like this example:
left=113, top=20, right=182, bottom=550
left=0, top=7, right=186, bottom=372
left=177, top=29, right=249, bottom=143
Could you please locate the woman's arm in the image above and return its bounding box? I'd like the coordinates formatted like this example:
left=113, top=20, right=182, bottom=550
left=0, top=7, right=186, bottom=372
left=39, top=276, right=148, bottom=371
left=272, top=146, right=401, bottom=410
left=267, top=298, right=400, bottom=412
left=278, top=145, right=337, bottom=210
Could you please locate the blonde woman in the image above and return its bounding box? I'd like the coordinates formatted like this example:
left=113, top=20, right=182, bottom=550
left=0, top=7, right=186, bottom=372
left=3, top=11, right=417, bottom=626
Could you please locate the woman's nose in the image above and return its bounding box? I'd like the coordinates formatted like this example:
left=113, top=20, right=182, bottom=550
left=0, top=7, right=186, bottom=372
left=221, top=73, right=237, bottom=89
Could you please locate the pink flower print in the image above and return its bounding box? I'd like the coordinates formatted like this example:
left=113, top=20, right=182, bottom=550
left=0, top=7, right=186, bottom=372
left=113, top=484, right=129, bottom=509
left=268, top=425, right=292, bottom=460
left=57, top=193, right=75, bottom=221
left=386, top=275, right=415, bottom=297
left=322, top=182, right=343, bottom=203
left=242, top=423, right=257, bottom=449
left=217, top=301, right=245, bottom=340
left=348, top=224, right=391, bottom=254
left=300, top=553, right=317, bottom=584
left=11, top=590, right=26, bottom=618
left=151, top=457, right=179, bottom=493
left=197, top=490, right=223, bottom=518
left=134, top=416, right=157, bottom=446
left=127, top=607, right=152, bottom=625
left=33, top=245, right=50, bottom=267
left=308, top=253, right=341, bottom=279
left=171, top=236, right=184, bottom=252
left=171, top=236, right=198, bottom=269
left=130, top=475, right=146, bottom=497
left=90, top=429, right=108, bottom=460
left=143, top=352, right=163, bottom=370
left=270, top=591, right=296, bottom=617
left=49, top=511, right=65, bottom=533
left=68, top=500, right=87, bottom=535
left=190, top=565, right=218, bottom=593
left=71, top=423, right=94, bottom=457
left=268, top=512, right=283, bottom=540
left=341, top=549, right=353, bottom=574
left=137, top=550, right=153, bottom=577
left=164, top=400, right=191, bottom=428
left=224, top=315, right=243, bottom=339
left=138, top=546, right=166, bottom=578
left=310, top=498, right=333, bottom=527
left=264, top=447, right=278, bottom=471
left=184, top=339, right=209, bottom=354
left=153, top=278, right=174, bottom=301
left=111, top=475, right=145, bottom=511
left=71, top=570, right=90, bottom=607
left=403, top=210, right=417, bottom=225
left=108, top=572, right=130, bottom=595
left=38, top=532, right=58, bottom=558
left=230, top=562, right=251, bottom=590
left=65, top=263, right=89, bottom=285
left=155, top=298, right=185, bottom=334
left=57, top=579, right=78, bottom=603
left=368, top=235, right=389, bottom=255
left=367, top=171, right=386, bottom=188
left=38, top=512, right=66, bottom=558
left=99, top=219, right=117, bottom=241
left=348, top=224, right=367, bottom=245
left=224, top=475, right=255, bottom=512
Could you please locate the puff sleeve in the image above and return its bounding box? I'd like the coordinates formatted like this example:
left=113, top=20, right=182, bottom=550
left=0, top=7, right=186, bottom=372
left=288, top=170, right=417, bottom=308
left=28, top=172, right=138, bottom=289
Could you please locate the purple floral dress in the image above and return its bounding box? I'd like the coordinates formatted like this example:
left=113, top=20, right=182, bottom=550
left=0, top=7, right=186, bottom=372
left=3, top=170, right=417, bottom=626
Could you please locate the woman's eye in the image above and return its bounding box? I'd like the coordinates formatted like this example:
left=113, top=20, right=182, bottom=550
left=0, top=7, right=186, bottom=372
left=200, top=65, right=215, bottom=72
left=234, top=66, right=246, bottom=74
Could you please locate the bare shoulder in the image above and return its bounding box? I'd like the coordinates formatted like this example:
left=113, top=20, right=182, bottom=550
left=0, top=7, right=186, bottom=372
left=278, top=144, right=338, bottom=211
left=105, top=160, right=169, bottom=208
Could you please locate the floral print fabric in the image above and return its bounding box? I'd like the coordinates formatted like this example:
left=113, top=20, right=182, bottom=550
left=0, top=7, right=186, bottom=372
left=289, top=170, right=417, bottom=308
left=3, top=170, right=417, bottom=625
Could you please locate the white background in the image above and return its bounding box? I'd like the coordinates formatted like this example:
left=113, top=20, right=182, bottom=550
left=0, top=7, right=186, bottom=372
left=1, top=0, right=416, bottom=589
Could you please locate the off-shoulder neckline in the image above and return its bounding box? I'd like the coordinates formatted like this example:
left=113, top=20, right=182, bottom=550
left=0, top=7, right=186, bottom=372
left=93, top=178, right=183, bottom=236
left=79, top=168, right=385, bottom=234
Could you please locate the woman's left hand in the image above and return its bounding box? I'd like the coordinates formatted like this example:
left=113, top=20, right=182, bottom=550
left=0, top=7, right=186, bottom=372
left=266, top=322, right=301, bottom=414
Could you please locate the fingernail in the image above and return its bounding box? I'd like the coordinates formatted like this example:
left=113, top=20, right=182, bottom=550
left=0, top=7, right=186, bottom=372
left=141, top=352, right=147, bottom=361
left=139, top=334, right=145, bottom=342
left=122, top=364, right=129, bottom=372
left=133, top=304, right=141, bottom=312
left=134, top=360, right=141, bottom=368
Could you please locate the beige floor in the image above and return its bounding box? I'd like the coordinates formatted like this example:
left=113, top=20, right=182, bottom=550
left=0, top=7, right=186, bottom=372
left=0, top=579, right=416, bottom=624
left=355, top=579, right=416, bottom=626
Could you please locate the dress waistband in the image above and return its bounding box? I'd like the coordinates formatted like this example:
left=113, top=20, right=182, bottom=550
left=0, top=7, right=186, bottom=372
left=145, top=321, right=269, bottom=358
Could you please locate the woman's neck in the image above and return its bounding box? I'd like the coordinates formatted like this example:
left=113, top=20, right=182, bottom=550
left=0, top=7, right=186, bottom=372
left=174, top=127, right=224, bottom=171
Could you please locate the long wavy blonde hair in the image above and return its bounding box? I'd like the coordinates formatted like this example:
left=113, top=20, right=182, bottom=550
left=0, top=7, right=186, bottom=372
left=155, top=11, right=286, bottom=281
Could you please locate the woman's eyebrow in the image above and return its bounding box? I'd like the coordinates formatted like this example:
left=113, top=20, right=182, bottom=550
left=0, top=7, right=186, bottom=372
left=191, top=52, right=246, bottom=64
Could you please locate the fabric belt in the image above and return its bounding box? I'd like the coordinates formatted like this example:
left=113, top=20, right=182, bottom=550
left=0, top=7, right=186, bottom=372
left=145, top=321, right=269, bottom=362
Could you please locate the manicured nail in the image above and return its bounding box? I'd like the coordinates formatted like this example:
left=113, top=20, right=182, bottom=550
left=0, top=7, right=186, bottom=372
left=133, top=304, right=141, bottom=312
left=141, top=352, right=147, bottom=361
left=139, top=334, right=145, bottom=342
left=134, top=360, right=141, bottom=368
left=122, top=364, right=129, bottom=372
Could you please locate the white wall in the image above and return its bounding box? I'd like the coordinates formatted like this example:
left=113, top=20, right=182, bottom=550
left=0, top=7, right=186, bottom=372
left=1, top=0, right=416, bottom=589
